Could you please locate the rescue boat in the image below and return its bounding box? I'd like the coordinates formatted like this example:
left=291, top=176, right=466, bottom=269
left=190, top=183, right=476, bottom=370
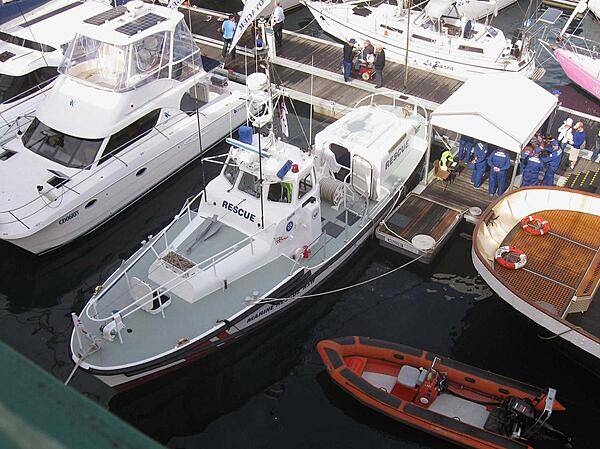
left=318, top=336, right=567, bottom=449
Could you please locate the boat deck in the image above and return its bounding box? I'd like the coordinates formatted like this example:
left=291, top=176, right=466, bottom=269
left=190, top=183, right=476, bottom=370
left=376, top=193, right=463, bottom=262
left=421, top=165, right=496, bottom=216
left=494, top=209, right=600, bottom=325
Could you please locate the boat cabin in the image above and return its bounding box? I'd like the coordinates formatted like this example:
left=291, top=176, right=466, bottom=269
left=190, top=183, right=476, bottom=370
left=314, top=106, right=420, bottom=201
left=57, top=1, right=202, bottom=92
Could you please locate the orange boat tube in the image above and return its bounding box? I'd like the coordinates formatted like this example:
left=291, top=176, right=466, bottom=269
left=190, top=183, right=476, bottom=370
left=318, top=337, right=565, bottom=449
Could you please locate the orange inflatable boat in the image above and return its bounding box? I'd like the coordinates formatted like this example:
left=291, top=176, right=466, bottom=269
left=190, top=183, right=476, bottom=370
left=318, top=337, right=567, bottom=449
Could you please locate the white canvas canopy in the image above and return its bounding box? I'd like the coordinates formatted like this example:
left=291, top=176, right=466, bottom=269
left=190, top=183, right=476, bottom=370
left=430, top=73, right=558, bottom=153
left=424, top=0, right=456, bottom=19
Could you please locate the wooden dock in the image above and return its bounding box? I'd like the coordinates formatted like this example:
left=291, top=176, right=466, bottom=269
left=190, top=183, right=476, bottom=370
left=183, top=6, right=464, bottom=116
left=376, top=193, right=463, bottom=263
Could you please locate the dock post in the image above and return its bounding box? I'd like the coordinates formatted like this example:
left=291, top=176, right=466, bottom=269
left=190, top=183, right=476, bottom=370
left=422, top=120, right=433, bottom=185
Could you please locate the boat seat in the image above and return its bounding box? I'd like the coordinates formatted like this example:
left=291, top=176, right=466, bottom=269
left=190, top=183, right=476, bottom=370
left=346, top=356, right=368, bottom=375
left=397, top=365, right=426, bottom=388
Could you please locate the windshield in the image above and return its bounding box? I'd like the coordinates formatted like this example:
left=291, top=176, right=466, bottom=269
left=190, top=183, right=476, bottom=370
left=58, top=31, right=172, bottom=91
left=22, top=118, right=103, bottom=169
left=57, top=19, right=202, bottom=90
left=0, top=68, right=57, bottom=104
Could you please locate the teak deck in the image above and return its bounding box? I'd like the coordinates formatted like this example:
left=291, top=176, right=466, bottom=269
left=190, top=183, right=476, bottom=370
left=494, top=209, right=600, bottom=321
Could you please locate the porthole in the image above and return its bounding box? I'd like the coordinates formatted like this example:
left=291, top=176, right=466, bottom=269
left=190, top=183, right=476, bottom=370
left=85, top=199, right=97, bottom=208
left=136, top=167, right=147, bottom=176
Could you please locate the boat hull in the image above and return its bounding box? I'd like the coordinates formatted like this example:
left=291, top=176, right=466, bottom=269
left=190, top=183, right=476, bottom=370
left=72, top=159, right=423, bottom=390
left=472, top=246, right=600, bottom=372
left=318, top=336, right=559, bottom=449
left=554, top=48, right=600, bottom=101
left=3, top=100, right=247, bottom=254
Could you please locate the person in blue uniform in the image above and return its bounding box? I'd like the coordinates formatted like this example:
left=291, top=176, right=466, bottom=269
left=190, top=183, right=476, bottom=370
left=458, top=134, right=474, bottom=163
left=488, top=147, right=511, bottom=196
left=470, top=141, right=488, bottom=189
left=520, top=151, right=544, bottom=187
left=540, top=140, right=563, bottom=186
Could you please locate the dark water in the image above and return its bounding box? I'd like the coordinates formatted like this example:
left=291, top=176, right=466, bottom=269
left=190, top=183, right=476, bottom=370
left=2, top=1, right=600, bottom=448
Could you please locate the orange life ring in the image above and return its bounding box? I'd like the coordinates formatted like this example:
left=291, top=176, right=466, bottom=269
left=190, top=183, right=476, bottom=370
left=495, top=246, right=527, bottom=269
left=521, top=215, right=550, bottom=235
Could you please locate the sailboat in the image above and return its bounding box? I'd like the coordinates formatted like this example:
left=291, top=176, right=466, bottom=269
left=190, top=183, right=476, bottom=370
left=550, top=0, right=600, bottom=100
left=303, top=0, right=536, bottom=80
left=1, top=0, right=113, bottom=144
left=69, top=71, right=429, bottom=389
left=0, top=1, right=248, bottom=254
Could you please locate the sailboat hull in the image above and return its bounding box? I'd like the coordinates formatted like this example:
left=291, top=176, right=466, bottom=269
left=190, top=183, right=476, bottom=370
left=555, top=48, right=600, bottom=101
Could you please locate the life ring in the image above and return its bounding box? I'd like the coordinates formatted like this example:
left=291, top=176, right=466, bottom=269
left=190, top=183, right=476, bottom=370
left=521, top=215, right=550, bottom=235
left=495, top=246, right=527, bottom=269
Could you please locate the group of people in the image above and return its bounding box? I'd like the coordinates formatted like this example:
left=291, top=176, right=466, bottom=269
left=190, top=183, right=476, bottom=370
left=220, top=2, right=285, bottom=60
left=454, top=121, right=581, bottom=196
left=343, top=38, right=386, bottom=88
left=453, top=137, right=512, bottom=196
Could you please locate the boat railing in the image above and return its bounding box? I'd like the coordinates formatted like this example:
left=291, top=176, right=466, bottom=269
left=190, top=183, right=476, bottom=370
left=0, top=105, right=240, bottom=227
left=560, top=35, right=600, bottom=59
left=85, top=212, right=274, bottom=325
left=354, top=92, right=429, bottom=122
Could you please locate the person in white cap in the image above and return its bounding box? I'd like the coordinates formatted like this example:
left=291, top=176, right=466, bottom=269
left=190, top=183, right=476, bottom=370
left=557, top=117, right=573, bottom=149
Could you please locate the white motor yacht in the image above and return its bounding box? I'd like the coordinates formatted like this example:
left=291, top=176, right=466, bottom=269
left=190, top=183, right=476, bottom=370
left=0, top=1, right=248, bottom=254
left=69, top=73, right=428, bottom=389
left=0, top=0, right=113, bottom=144
left=303, top=0, right=536, bottom=80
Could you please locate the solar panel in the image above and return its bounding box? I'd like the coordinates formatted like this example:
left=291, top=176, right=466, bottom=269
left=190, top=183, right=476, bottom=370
left=84, top=5, right=128, bottom=26
left=0, top=51, right=16, bottom=63
left=115, top=13, right=167, bottom=36
left=19, top=2, right=82, bottom=27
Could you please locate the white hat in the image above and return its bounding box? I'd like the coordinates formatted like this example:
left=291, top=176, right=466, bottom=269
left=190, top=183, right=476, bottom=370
left=564, top=118, right=573, bottom=126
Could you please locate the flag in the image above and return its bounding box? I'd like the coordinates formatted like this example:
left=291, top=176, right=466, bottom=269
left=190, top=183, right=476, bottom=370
left=229, top=0, right=270, bottom=53
left=167, top=0, right=186, bottom=8
left=279, top=98, right=289, bottom=137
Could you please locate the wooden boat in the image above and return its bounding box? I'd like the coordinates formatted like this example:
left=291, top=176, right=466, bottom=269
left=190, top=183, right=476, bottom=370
left=318, top=336, right=566, bottom=449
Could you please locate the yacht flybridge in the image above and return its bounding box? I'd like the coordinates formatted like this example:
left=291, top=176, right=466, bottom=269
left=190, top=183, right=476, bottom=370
left=0, top=0, right=112, bottom=143
left=0, top=1, right=247, bottom=254
left=303, top=0, right=536, bottom=80
left=69, top=73, right=428, bottom=389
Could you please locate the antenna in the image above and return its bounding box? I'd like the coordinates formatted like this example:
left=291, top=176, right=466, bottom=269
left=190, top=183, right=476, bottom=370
left=187, top=7, right=208, bottom=202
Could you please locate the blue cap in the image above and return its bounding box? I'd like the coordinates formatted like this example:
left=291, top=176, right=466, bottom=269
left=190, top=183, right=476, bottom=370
left=551, top=89, right=562, bottom=95
left=349, top=38, right=356, bottom=43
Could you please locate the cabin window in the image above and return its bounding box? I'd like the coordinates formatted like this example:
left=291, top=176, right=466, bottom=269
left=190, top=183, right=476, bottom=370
left=238, top=172, right=261, bottom=198
left=267, top=182, right=293, bottom=203
left=458, top=45, right=484, bottom=54
left=0, top=31, right=56, bottom=53
left=379, top=24, right=403, bottom=34
left=23, top=118, right=103, bottom=169
left=223, top=158, right=239, bottom=186
left=298, top=172, right=313, bottom=199
left=412, top=34, right=435, bottom=43
left=98, top=110, right=161, bottom=165
left=0, top=67, right=57, bottom=104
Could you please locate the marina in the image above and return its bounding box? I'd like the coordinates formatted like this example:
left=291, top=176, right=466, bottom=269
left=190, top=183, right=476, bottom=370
left=1, top=0, right=600, bottom=447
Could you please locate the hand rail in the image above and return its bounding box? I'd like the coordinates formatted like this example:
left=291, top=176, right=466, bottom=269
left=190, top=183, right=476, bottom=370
left=85, top=212, right=275, bottom=324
